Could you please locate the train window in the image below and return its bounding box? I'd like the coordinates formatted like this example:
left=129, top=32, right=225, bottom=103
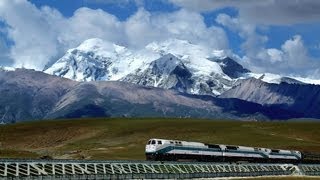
left=226, top=146, right=238, bottom=150
left=151, top=140, right=156, bottom=145
left=170, top=141, right=174, bottom=144
left=148, top=140, right=151, bottom=145
left=158, top=141, right=162, bottom=145
left=175, top=141, right=182, bottom=146
left=271, top=149, right=280, bottom=153
left=208, top=144, right=220, bottom=149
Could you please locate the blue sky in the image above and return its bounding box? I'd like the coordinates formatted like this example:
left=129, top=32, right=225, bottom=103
left=0, top=0, right=320, bottom=78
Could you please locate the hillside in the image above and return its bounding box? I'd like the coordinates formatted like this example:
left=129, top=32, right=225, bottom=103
left=220, top=78, right=320, bottom=118
left=1, top=118, right=320, bottom=160
left=1, top=68, right=299, bottom=123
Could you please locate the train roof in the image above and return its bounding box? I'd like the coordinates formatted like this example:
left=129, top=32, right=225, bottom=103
left=148, top=138, right=205, bottom=146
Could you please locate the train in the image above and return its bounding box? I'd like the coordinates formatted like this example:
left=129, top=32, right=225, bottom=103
left=145, top=138, right=320, bottom=163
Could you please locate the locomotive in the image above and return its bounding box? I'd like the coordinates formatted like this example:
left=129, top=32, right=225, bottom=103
left=145, top=138, right=305, bottom=163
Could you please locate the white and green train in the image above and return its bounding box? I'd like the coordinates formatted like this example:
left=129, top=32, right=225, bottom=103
left=145, top=138, right=302, bottom=163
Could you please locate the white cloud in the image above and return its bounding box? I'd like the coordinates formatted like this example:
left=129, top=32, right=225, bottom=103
left=0, top=0, right=228, bottom=70
left=66, top=7, right=125, bottom=46
left=243, top=35, right=319, bottom=77
left=216, top=13, right=319, bottom=77
left=170, top=0, right=320, bottom=25
left=125, top=8, right=164, bottom=48
left=125, top=8, right=228, bottom=49
left=266, top=49, right=283, bottom=63
left=281, top=35, right=309, bottom=68
left=216, top=14, right=267, bottom=59
left=0, top=0, right=61, bottom=69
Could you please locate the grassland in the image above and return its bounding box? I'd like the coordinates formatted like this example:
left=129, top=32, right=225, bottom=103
left=0, top=118, right=320, bottom=160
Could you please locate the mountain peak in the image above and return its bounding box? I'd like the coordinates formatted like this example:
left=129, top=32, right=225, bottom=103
left=72, top=38, right=127, bottom=56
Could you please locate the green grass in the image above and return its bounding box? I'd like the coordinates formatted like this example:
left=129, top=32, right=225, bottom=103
left=0, top=118, right=320, bottom=160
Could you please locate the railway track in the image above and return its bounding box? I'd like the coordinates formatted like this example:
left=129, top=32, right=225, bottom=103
left=0, top=159, right=319, bottom=179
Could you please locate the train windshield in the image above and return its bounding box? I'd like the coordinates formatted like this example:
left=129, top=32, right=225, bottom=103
left=147, top=139, right=158, bottom=145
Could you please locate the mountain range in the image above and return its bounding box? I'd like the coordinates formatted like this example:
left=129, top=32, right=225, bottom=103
left=0, top=68, right=300, bottom=123
left=1, top=38, right=320, bottom=123
left=45, top=38, right=320, bottom=95
left=44, top=38, right=248, bottom=96
left=220, top=78, right=320, bottom=118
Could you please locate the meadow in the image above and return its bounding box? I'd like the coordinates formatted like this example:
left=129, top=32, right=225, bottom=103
left=0, top=118, right=320, bottom=160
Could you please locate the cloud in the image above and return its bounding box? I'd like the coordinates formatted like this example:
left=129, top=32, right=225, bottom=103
left=216, top=13, right=319, bottom=77
left=125, top=8, right=228, bottom=49
left=216, top=13, right=267, bottom=59
left=170, top=0, right=320, bottom=25
left=243, top=35, right=319, bottom=77
left=0, top=0, right=228, bottom=70
left=0, top=34, right=12, bottom=66
left=281, top=35, right=309, bottom=68
left=0, top=0, right=62, bottom=69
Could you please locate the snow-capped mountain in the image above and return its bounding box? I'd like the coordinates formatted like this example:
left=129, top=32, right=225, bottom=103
left=45, top=38, right=320, bottom=96
left=45, top=38, right=238, bottom=95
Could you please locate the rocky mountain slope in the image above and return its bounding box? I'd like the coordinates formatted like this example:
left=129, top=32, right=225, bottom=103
left=209, top=57, right=250, bottom=79
left=220, top=78, right=320, bottom=118
left=0, top=69, right=299, bottom=123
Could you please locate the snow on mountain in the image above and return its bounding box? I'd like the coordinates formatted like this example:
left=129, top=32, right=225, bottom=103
left=122, top=53, right=194, bottom=93
left=0, top=66, right=15, bottom=71
left=45, top=38, right=160, bottom=81
left=293, top=77, right=320, bottom=85
left=244, top=72, right=320, bottom=85
left=245, top=73, right=283, bottom=84
left=143, top=39, right=234, bottom=95
left=45, top=38, right=238, bottom=95
left=146, top=39, right=227, bottom=77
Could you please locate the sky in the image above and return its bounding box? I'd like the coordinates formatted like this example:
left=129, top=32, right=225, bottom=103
left=0, top=0, right=320, bottom=78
